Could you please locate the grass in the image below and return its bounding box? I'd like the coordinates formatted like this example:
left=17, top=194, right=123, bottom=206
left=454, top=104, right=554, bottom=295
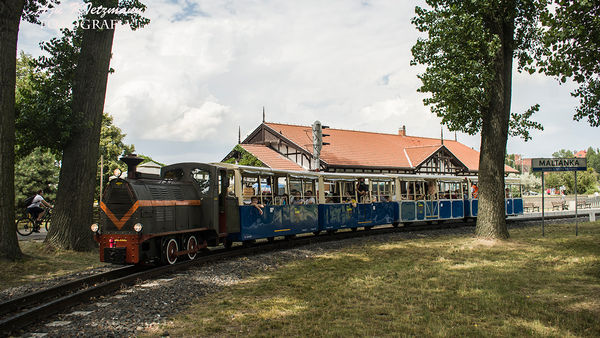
left=0, top=241, right=104, bottom=291
left=156, top=222, right=600, bottom=337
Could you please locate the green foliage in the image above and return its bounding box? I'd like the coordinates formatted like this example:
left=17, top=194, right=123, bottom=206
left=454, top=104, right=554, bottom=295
left=224, top=145, right=265, bottom=167
left=410, top=0, right=544, bottom=140
left=516, top=172, right=542, bottom=192
left=22, top=0, right=61, bottom=25
left=505, top=154, right=517, bottom=172
left=545, top=169, right=599, bottom=195
left=551, top=149, right=574, bottom=158
left=535, top=0, right=600, bottom=127
left=14, top=148, right=60, bottom=212
left=96, top=113, right=135, bottom=198
left=15, top=29, right=82, bottom=158
left=586, top=147, right=600, bottom=174
left=16, top=0, right=149, bottom=157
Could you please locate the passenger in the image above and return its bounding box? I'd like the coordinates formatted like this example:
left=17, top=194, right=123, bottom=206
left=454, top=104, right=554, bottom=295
left=304, top=190, right=316, bottom=204
left=280, top=194, right=288, bottom=205
left=250, top=196, right=264, bottom=215
left=356, top=178, right=368, bottom=202
left=343, top=192, right=357, bottom=208
left=471, top=183, right=478, bottom=198
left=427, top=182, right=438, bottom=200
left=505, top=188, right=510, bottom=198
left=291, top=190, right=304, bottom=205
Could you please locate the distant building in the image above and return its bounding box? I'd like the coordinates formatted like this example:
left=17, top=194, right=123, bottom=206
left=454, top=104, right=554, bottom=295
left=574, top=150, right=587, bottom=158
left=223, top=122, right=518, bottom=176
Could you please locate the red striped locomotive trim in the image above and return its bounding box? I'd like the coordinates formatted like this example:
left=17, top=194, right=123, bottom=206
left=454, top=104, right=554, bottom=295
left=100, top=200, right=202, bottom=230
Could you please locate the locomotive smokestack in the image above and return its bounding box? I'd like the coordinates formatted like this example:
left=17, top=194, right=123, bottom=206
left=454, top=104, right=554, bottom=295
left=120, top=154, right=144, bottom=179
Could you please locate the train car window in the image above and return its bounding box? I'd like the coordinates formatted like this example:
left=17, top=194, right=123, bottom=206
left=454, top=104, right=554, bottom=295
left=273, top=176, right=288, bottom=205
left=242, top=176, right=258, bottom=204
left=191, top=168, right=211, bottom=194
left=510, top=184, right=522, bottom=198
left=164, top=169, right=184, bottom=181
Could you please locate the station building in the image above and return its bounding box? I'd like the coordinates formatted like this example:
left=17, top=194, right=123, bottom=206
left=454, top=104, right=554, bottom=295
left=223, top=122, right=518, bottom=176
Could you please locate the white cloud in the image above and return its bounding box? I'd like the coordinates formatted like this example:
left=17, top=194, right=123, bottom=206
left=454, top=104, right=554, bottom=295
left=16, top=0, right=598, bottom=163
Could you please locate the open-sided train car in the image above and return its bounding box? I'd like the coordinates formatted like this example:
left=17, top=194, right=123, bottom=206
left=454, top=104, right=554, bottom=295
left=92, top=157, right=523, bottom=265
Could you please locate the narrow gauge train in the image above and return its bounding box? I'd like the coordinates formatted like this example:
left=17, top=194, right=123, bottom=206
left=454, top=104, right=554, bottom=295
left=92, top=155, right=523, bottom=265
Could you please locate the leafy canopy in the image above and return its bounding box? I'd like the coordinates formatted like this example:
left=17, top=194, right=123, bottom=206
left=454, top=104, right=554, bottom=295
left=534, top=0, right=600, bottom=127
left=411, top=0, right=544, bottom=140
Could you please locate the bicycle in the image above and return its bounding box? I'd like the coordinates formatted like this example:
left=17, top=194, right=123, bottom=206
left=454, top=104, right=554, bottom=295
left=16, top=207, right=52, bottom=236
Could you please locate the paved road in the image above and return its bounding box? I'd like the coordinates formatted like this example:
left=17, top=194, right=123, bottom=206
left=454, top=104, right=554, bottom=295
left=17, top=228, right=47, bottom=241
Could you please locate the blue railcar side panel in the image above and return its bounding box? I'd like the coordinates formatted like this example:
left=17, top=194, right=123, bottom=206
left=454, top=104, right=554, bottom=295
left=438, top=200, right=452, bottom=219
left=471, top=199, right=478, bottom=217
left=374, top=202, right=396, bottom=225
left=416, top=201, right=425, bottom=220
left=401, top=201, right=416, bottom=221
left=356, top=204, right=372, bottom=227
left=238, top=205, right=317, bottom=240
left=464, top=199, right=471, bottom=217
left=451, top=200, right=464, bottom=218
left=513, top=198, right=524, bottom=215
left=505, top=199, right=514, bottom=215
left=425, top=201, right=439, bottom=220
left=319, top=204, right=356, bottom=230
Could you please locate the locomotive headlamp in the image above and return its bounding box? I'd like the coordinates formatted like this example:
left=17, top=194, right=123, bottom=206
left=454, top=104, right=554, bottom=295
left=133, top=223, right=143, bottom=232
left=90, top=223, right=99, bottom=232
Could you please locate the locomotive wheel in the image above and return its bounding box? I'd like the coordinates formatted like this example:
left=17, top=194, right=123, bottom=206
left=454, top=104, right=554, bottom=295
left=351, top=227, right=357, bottom=232
left=327, top=229, right=336, bottom=235
left=364, top=226, right=373, bottom=231
left=223, top=238, right=233, bottom=249
left=186, top=236, right=198, bottom=260
left=313, top=231, right=321, bottom=236
left=164, top=238, right=179, bottom=265
left=267, top=237, right=275, bottom=242
left=392, top=222, right=400, bottom=228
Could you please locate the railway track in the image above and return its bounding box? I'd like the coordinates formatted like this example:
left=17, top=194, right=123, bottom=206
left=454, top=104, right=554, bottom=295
left=1, top=213, right=593, bottom=335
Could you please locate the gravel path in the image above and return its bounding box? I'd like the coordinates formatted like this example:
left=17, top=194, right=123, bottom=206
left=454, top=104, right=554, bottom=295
left=8, top=218, right=587, bottom=337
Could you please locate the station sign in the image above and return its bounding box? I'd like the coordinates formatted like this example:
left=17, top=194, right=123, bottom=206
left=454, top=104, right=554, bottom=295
left=531, top=158, right=587, bottom=172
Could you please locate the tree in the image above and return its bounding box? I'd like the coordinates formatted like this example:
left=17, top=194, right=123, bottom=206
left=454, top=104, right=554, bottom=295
left=97, top=112, right=135, bottom=198
left=224, top=145, right=266, bottom=167
left=551, top=149, right=574, bottom=158
left=411, top=0, right=544, bottom=239
left=14, top=147, right=60, bottom=212
left=536, top=0, right=600, bottom=127
left=47, top=0, right=149, bottom=251
left=1, top=0, right=59, bottom=261
left=586, top=147, right=600, bottom=174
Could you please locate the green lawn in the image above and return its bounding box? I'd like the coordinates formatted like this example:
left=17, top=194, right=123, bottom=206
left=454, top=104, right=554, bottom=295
left=0, top=241, right=104, bottom=291
left=157, top=222, right=600, bottom=337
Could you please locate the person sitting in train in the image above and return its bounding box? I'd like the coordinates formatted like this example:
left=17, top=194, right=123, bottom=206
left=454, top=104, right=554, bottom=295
left=356, top=178, right=368, bottom=202
left=505, top=188, right=510, bottom=198
left=304, top=190, right=316, bottom=204
left=343, top=192, right=358, bottom=208
left=290, top=190, right=304, bottom=205
left=427, top=182, right=438, bottom=200
left=250, top=196, right=264, bottom=215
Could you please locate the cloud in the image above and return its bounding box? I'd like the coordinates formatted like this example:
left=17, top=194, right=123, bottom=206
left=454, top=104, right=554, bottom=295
left=17, top=0, right=598, bottom=164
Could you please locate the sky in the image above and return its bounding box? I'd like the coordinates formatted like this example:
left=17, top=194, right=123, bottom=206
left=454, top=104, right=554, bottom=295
left=17, top=0, right=599, bottom=165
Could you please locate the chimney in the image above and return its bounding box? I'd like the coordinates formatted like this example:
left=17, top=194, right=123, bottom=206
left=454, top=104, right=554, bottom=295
left=120, top=154, right=144, bottom=179
left=398, top=125, right=406, bottom=136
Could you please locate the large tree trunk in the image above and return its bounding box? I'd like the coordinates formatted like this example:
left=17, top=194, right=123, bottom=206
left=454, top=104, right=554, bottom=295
left=0, top=1, right=25, bottom=260
left=475, top=12, right=515, bottom=239
left=46, top=10, right=116, bottom=251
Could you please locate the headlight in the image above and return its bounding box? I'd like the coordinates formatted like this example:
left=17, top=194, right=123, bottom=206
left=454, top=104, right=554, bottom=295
left=90, top=223, right=99, bottom=232
left=133, top=223, right=143, bottom=232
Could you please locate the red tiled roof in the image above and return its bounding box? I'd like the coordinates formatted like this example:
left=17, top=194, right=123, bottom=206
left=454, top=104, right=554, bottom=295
left=263, top=122, right=517, bottom=173
left=574, top=150, right=587, bottom=158
left=239, top=144, right=304, bottom=171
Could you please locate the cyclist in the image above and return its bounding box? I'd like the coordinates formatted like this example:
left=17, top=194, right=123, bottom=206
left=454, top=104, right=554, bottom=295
left=26, top=189, right=53, bottom=231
